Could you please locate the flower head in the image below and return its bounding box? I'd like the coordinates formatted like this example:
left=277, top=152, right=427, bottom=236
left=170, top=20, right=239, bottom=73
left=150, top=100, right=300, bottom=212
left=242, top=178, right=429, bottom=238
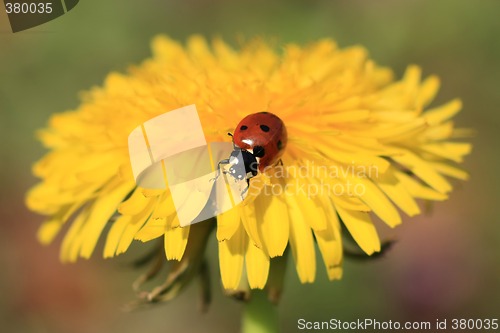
left=27, top=35, right=471, bottom=302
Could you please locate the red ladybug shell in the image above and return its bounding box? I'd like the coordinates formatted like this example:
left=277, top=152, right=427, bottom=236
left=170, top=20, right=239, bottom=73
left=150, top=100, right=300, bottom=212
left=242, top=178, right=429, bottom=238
left=232, top=112, right=287, bottom=172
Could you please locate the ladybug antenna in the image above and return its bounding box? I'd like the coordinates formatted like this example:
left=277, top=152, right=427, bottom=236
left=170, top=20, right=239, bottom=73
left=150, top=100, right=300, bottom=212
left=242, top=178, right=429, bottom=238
left=227, top=132, right=238, bottom=149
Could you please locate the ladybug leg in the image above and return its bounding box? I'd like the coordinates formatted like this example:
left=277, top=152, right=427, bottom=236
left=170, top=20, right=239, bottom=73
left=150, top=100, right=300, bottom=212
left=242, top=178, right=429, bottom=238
left=217, top=159, right=230, bottom=172
left=277, top=159, right=284, bottom=166
left=240, top=182, right=249, bottom=200
left=210, top=159, right=230, bottom=182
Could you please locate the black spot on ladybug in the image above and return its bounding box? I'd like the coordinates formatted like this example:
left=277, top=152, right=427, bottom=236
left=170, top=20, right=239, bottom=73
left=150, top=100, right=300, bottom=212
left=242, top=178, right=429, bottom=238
left=240, top=125, right=248, bottom=130
left=253, top=146, right=265, bottom=158
left=259, top=111, right=269, bottom=114
left=277, top=140, right=283, bottom=150
left=260, top=125, right=270, bottom=132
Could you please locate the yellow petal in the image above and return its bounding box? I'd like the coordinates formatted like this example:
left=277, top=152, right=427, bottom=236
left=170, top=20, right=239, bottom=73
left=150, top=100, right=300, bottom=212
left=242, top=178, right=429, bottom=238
left=245, top=243, right=270, bottom=289
left=118, top=188, right=149, bottom=215
left=243, top=174, right=266, bottom=206
left=219, top=223, right=247, bottom=290
left=151, top=193, right=177, bottom=219
left=331, top=96, right=361, bottom=111
left=254, top=191, right=290, bottom=257
left=213, top=38, right=240, bottom=68
left=164, top=217, right=190, bottom=260
left=239, top=203, right=263, bottom=249
left=377, top=169, right=420, bottom=217
left=421, top=143, right=472, bottom=163
left=371, top=110, right=418, bottom=123
left=115, top=202, right=156, bottom=256
left=313, top=139, right=390, bottom=173
left=313, top=198, right=343, bottom=280
left=284, top=184, right=327, bottom=231
left=287, top=198, right=316, bottom=283
left=403, top=65, right=421, bottom=89
left=333, top=135, right=393, bottom=155
left=103, top=215, right=132, bottom=258
left=417, top=75, right=440, bottom=108
left=377, top=119, right=427, bottom=141
left=60, top=208, right=90, bottom=262
left=394, top=171, right=448, bottom=201
left=151, top=35, right=185, bottom=61
left=141, top=188, right=165, bottom=198
left=430, top=161, right=469, bottom=180
left=37, top=201, right=83, bottom=244
left=133, top=193, right=174, bottom=242
left=330, top=193, right=371, bottom=212
left=217, top=206, right=241, bottom=242
left=134, top=217, right=167, bottom=242
left=393, top=151, right=452, bottom=193
left=187, top=35, right=215, bottom=66
left=336, top=205, right=380, bottom=255
left=423, top=122, right=453, bottom=141
left=352, top=176, right=402, bottom=227
left=26, top=182, right=93, bottom=214
left=78, top=180, right=135, bottom=259
left=75, top=154, right=124, bottom=184
left=425, top=99, right=462, bottom=125
left=37, top=218, right=64, bottom=245
left=322, top=110, right=370, bottom=123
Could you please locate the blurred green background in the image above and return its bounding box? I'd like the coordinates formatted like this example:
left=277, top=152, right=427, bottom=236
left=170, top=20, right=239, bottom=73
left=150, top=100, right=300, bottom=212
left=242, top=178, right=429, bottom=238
left=1, top=0, right=499, bottom=332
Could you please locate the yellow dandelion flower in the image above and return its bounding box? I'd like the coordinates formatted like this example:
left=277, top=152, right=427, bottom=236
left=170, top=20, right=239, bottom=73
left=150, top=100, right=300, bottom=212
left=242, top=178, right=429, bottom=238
left=26, top=35, right=471, bottom=302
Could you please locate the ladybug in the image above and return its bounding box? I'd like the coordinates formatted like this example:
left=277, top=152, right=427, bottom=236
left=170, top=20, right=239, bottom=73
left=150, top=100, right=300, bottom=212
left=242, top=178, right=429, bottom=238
left=218, top=111, right=287, bottom=184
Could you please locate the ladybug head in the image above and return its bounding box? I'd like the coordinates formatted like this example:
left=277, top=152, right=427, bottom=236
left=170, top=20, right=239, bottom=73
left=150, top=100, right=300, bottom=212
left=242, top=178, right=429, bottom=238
left=227, top=149, right=258, bottom=181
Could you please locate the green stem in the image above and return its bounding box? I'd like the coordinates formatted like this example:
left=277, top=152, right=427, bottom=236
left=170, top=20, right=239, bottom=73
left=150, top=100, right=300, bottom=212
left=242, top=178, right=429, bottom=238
left=242, top=290, right=279, bottom=333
